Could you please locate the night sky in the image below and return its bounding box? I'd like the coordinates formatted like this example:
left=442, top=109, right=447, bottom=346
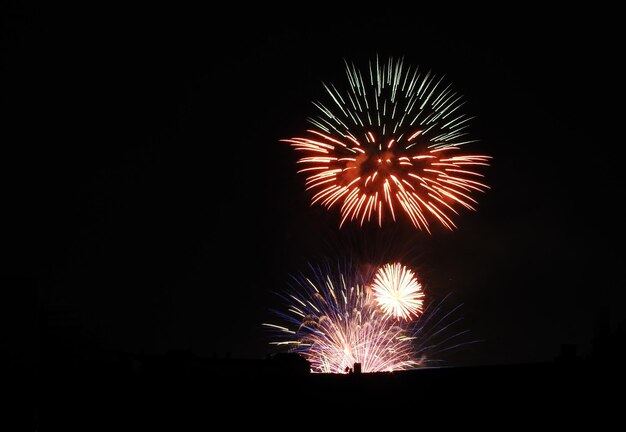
left=16, top=8, right=624, bottom=368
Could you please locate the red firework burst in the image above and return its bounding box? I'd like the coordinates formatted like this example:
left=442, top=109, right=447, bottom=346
left=283, top=57, right=491, bottom=232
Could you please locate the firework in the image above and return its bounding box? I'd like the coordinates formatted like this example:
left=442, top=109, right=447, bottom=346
left=282, top=57, right=491, bottom=232
left=264, top=263, right=472, bottom=373
left=371, top=262, right=424, bottom=321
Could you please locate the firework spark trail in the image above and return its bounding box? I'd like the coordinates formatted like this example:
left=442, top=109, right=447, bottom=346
left=408, top=292, right=476, bottom=362
left=264, top=263, right=476, bottom=373
left=283, top=57, right=491, bottom=232
left=264, top=264, right=418, bottom=373
left=371, top=262, right=425, bottom=320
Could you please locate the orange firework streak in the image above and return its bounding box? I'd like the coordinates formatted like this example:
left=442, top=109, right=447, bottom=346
left=282, top=57, right=491, bottom=232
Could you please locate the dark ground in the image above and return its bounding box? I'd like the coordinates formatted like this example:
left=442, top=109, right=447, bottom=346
left=36, top=347, right=621, bottom=428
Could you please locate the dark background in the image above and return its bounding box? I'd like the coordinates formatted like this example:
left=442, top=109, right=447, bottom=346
left=8, top=6, right=624, bottom=375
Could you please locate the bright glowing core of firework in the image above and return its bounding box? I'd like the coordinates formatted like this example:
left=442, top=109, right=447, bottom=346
left=283, top=57, right=491, bottom=232
left=264, top=263, right=474, bottom=373
left=371, top=262, right=424, bottom=320
left=263, top=270, right=420, bottom=373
